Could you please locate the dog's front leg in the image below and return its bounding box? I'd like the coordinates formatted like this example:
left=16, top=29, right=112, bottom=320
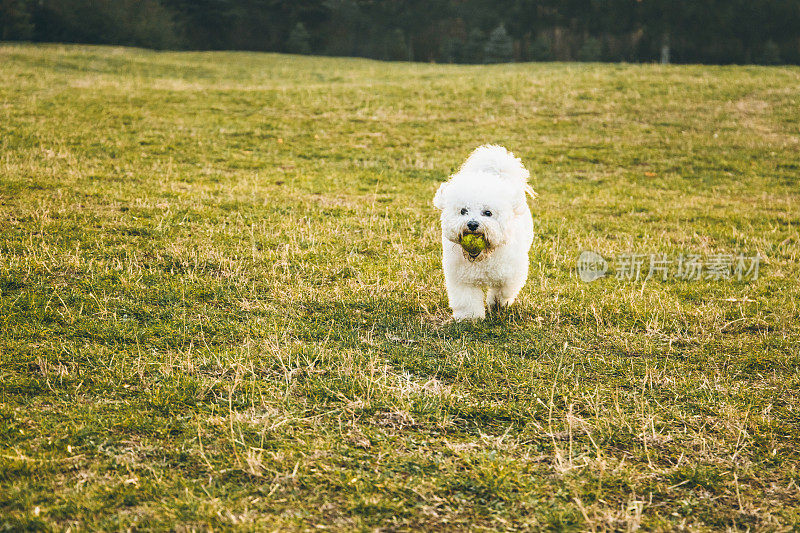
left=447, top=282, right=485, bottom=320
left=487, top=284, right=520, bottom=312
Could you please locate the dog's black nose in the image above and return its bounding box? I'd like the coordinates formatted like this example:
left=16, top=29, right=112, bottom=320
left=467, top=220, right=479, bottom=232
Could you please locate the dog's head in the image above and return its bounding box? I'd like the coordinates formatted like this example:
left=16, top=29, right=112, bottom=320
left=433, top=177, right=526, bottom=260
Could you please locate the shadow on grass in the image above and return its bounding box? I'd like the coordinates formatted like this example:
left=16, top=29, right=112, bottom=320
left=295, top=295, right=557, bottom=352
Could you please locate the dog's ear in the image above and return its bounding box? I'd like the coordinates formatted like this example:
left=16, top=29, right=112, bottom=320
left=513, top=186, right=535, bottom=215
left=433, top=182, right=448, bottom=210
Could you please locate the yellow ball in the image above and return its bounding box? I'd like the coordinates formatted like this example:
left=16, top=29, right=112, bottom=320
left=460, top=233, right=487, bottom=255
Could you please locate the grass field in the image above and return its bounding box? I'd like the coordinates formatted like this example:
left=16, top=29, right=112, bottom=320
left=1, top=43, right=799, bottom=530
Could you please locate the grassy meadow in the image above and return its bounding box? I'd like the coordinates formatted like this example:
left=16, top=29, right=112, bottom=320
left=1, top=43, right=799, bottom=530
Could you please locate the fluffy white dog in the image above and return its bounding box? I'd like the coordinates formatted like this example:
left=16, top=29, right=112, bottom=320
left=433, top=145, right=534, bottom=320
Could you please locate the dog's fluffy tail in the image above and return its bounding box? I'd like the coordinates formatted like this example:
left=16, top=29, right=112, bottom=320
left=459, top=144, right=535, bottom=197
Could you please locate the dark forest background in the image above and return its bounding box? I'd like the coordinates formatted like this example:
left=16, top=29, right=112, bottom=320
left=2, top=0, right=800, bottom=64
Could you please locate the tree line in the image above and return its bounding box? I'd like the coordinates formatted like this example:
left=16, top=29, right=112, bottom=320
left=2, top=0, right=799, bottom=64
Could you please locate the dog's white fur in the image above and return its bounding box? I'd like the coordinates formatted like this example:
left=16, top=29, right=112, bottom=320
left=433, top=145, right=534, bottom=320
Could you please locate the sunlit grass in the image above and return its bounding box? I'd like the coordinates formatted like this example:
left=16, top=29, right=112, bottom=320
left=1, top=43, right=799, bottom=530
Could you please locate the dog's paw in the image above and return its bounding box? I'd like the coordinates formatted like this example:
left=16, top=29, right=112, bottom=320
left=487, top=292, right=516, bottom=313
left=452, top=309, right=486, bottom=321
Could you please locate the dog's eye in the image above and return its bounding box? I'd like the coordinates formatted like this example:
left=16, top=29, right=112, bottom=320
left=482, top=210, right=492, bottom=217
left=460, top=208, right=468, bottom=215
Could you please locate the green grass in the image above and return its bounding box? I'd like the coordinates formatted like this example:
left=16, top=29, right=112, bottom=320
left=1, top=43, right=799, bottom=530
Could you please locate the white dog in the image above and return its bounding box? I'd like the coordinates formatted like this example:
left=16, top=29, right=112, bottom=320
left=433, top=145, right=534, bottom=320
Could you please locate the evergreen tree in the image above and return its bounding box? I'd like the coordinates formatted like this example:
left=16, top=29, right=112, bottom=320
left=32, top=0, right=180, bottom=48
left=439, top=36, right=462, bottom=63
left=757, top=39, right=782, bottom=65
left=286, top=22, right=311, bottom=54
left=2, top=0, right=799, bottom=65
left=484, top=24, right=513, bottom=63
left=528, top=34, right=553, bottom=61
left=322, top=0, right=365, bottom=57
left=463, top=28, right=485, bottom=64
left=387, top=28, right=408, bottom=61
left=577, top=37, right=602, bottom=62
left=159, top=0, right=235, bottom=49
left=0, top=0, right=33, bottom=40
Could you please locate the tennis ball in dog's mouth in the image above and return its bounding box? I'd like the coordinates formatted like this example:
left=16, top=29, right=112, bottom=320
left=460, top=233, right=487, bottom=255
